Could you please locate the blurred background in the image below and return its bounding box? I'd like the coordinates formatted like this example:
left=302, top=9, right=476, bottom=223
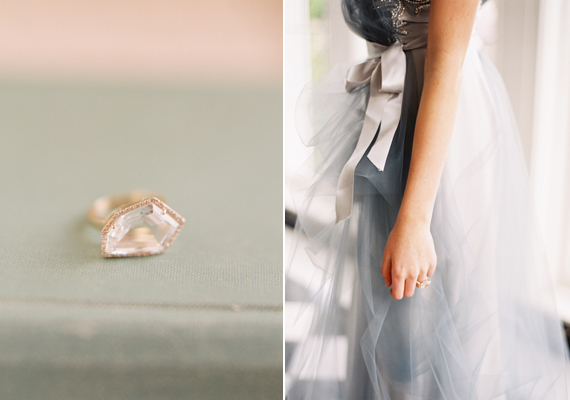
left=285, top=0, right=570, bottom=388
left=0, top=1, right=282, bottom=399
left=0, top=0, right=281, bottom=85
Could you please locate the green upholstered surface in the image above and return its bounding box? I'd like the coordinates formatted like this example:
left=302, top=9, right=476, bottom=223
left=0, top=82, right=282, bottom=399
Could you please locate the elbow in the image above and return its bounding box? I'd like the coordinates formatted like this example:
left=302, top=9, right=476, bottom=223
left=424, top=51, right=465, bottom=90
left=424, top=48, right=468, bottom=80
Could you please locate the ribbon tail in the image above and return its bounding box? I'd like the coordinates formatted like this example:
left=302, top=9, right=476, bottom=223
left=367, top=42, right=406, bottom=170
left=335, top=75, right=388, bottom=223
left=366, top=92, right=404, bottom=170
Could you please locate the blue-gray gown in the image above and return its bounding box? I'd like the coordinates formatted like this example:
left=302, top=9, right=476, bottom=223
left=286, top=0, right=570, bottom=399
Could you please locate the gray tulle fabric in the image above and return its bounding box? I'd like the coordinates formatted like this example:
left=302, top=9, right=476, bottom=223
left=286, top=0, right=569, bottom=399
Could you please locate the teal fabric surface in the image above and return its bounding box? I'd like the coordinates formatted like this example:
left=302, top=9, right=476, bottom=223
left=0, top=82, right=282, bottom=398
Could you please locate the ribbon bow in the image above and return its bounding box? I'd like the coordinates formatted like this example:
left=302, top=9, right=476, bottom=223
left=335, top=41, right=407, bottom=223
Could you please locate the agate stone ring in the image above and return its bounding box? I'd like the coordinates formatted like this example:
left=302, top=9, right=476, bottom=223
left=416, top=279, right=431, bottom=289
left=87, top=191, right=185, bottom=258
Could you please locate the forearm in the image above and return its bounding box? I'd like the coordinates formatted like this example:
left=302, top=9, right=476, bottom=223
left=398, top=60, right=462, bottom=225
left=397, top=0, right=479, bottom=226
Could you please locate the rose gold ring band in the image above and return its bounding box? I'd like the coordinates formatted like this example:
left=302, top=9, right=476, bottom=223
left=416, top=279, right=431, bottom=289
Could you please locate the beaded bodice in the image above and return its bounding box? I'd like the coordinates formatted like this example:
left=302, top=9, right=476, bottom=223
left=372, top=0, right=430, bottom=35
left=342, top=0, right=431, bottom=45
left=343, top=0, right=487, bottom=45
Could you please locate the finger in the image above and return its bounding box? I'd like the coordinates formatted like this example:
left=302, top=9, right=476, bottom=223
left=417, top=271, right=428, bottom=284
left=427, top=263, right=436, bottom=277
left=404, top=278, right=416, bottom=298
left=381, top=254, right=392, bottom=287
left=390, top=271, right=405, bottom=300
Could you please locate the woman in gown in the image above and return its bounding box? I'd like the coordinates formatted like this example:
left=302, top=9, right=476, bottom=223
left=286, top=0, right=569, bottom=398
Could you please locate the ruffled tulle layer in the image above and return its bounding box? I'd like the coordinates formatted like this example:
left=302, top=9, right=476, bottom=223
left=286, top=32, right=569, bottom=399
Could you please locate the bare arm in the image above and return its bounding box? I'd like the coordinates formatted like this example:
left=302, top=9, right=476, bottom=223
left=381, top=0, right=480, bottom=300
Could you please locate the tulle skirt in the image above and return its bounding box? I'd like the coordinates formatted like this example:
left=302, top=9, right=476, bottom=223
left=286, top=34, right=569, bottom=399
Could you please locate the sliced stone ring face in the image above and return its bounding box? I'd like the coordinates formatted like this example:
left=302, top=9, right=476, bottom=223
left=101, top=197, right=184, bottom=258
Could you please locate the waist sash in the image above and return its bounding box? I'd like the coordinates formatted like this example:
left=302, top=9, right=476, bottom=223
left=335, top=26, right=429, bottom=223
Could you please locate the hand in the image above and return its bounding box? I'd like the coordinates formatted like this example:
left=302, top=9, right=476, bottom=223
left=381, top=217, right=436, bottom=300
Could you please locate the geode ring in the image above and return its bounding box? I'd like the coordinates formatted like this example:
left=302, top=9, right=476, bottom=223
left=87, top=191, right=185, bottom=258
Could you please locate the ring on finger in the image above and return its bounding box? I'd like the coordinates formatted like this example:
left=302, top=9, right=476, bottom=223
left=416, top=279, right=431, bottom=289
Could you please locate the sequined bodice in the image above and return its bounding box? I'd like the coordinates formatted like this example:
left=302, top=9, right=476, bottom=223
left=343, top=0, right=487, bottom=45
left=342, top=0, right=431, bottom=46
left=373, top=0, right=430, bottom=35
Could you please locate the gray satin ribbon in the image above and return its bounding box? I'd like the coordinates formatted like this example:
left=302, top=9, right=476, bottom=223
left=335, top=28, right=429, bottom=223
